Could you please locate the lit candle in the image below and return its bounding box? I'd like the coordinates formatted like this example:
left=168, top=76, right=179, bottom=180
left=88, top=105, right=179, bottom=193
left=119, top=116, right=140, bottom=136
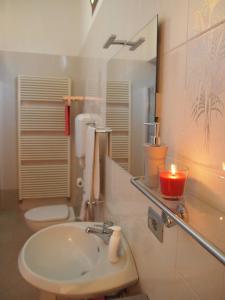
left=159, top=164, right=187, bottom=199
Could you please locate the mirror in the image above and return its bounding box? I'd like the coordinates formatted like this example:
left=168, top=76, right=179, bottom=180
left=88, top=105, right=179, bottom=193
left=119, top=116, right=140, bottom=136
left=106, top=15, right=158, bottom=176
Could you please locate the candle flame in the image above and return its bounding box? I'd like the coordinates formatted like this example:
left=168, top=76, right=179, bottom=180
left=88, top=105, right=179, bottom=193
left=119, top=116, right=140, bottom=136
left=222, top=162, right=225, bottom=171
left=171, top=164, right=176, bottom=176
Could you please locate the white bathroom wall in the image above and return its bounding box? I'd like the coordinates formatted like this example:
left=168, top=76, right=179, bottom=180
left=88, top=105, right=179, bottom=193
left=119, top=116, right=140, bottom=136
left=0, top=0, right=83, bottom=56
left=0, top=51, right=85, bottom=207
left=79, top=0, right=104, bottom=49
left=80, top=0, right=225, bottom=299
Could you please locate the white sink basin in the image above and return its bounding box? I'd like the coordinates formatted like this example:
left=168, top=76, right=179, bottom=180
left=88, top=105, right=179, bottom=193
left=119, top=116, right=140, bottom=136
left=18, top=222, right=138, bottom=298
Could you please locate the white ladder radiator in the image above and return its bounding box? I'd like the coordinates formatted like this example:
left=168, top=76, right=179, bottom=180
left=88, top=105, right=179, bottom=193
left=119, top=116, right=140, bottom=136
left=17, top=75, right=71, bottom=200
left=106, top=80, right=131, bottom=171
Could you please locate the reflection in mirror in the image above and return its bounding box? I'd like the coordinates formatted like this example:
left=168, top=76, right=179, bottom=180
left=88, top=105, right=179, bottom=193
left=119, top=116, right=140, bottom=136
left=106, top=16, right=158, bottom=176
left=90, top=0, right=99, bottom=14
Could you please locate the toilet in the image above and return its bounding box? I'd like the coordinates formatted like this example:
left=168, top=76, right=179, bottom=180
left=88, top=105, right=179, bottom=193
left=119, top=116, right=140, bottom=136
left=23, top=113, right=101, bottom=232
left=24, top=205, right=75, bottom=232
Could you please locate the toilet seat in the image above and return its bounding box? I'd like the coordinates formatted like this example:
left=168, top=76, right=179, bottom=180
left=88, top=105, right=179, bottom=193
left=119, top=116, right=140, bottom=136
left=25, top=204, right=69, bottom=222
left=24, top=205, right=76, bottom=232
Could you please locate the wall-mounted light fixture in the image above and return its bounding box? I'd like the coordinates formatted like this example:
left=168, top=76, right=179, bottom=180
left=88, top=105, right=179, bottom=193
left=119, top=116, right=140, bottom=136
left=103, top=34, right=145, bottom=51
left=90, top=0, right=99, bottom=14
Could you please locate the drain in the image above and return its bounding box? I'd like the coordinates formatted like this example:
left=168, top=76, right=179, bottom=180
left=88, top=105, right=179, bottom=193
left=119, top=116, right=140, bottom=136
left=80, top=270, right=88, bottom=276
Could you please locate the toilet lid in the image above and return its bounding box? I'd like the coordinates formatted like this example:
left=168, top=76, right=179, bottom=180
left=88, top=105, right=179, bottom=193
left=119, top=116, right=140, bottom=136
left=25, top=205, right=69, bottom=222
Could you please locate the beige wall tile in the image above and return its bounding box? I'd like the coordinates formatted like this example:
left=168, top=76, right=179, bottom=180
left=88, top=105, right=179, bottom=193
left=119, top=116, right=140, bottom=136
left=181, top=22, right=225, bottom=210
left=182, top=193, right=225, bottom=251
left=184, top=22, right=225, bottom=168
left=176, top=227, right=224, bottom=300
left=188, top=0, right=225, bottom=39
left=186, top=161, right=225, bottom=213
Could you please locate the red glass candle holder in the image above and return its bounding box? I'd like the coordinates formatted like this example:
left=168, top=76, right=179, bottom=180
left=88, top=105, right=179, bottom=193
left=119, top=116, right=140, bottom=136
left=159, top=163, right=188, bottom=200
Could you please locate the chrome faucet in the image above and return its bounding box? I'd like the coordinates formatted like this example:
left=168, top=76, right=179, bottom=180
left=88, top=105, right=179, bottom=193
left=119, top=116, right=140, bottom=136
left=85, top=221, right=114, bottom=244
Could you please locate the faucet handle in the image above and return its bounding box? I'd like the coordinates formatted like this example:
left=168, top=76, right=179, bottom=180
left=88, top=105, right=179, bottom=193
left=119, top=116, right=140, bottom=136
left=103, top=221, right=114, bottom=233
left=94, top=221, right=113, bottom=228
left=94, top=221, right=114, bottom=233
left=103, top=221, right=114, bottom=227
